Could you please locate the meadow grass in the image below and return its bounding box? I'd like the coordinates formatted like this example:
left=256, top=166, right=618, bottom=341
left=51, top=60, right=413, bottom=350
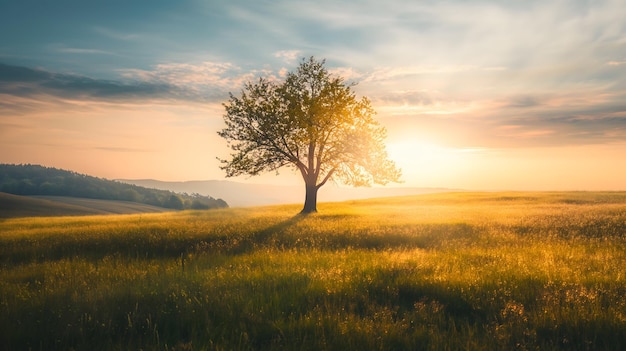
left=1, top=192, right=626, bottom=350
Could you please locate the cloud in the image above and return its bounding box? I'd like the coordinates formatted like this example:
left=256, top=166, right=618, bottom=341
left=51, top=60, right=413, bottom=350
left=118, top=61, right=278, bottom=101
left=360, top=65, right=484, bottom=84
left=0, top=61, right=263, bottom=104
left=485, top=91, right=626, bottom=146
left=327, top=66, right=364, bottom=82
left=380, top=85, right=626, bottom=149
left=497, top=116, right=626, bottom=146
left=0, top=63, right=180, bottom=101
left=54, top=47, right=117, bottom=56
left=0, top=63, right=50, bottom=82
left=506, top=95, right=545, bottom=108
left=274, top=50, right=301, bottom=64
left=372, top=90, right=435, bottom=106
left=290, top=0, right=626, bottom=77
left=0, top=60, right=296, bottom=107
left=120, top=61, right=250, bottom=90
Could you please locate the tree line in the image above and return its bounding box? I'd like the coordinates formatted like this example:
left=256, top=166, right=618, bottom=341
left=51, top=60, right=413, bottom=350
left=0, top=164, right=228, bottom=210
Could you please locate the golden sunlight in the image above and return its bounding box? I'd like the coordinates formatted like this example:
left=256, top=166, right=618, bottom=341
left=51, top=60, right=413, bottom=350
left=388, top=139, right=626, bottom=191
left=386, top=140, right=482, bottom=187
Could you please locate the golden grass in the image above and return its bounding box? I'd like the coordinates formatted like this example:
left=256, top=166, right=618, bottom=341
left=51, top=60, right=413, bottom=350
left=1, top=192, right=626, bottom=350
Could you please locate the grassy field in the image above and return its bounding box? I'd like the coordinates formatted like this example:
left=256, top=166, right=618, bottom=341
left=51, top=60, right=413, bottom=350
left=1, top=192, right=626, bottom=350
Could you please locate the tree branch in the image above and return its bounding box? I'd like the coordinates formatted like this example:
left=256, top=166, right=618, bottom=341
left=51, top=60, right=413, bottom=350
left=316, top=168, right=335, bottom=189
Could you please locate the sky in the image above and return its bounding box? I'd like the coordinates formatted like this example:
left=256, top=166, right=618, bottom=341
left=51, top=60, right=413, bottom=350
left=1, top=0, right=626, bottom=191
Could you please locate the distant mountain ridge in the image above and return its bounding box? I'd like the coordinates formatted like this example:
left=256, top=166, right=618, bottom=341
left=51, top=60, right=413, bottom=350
left=0, top=164, right=228, bottom=210
left=118, top=179, right=454, bottom=207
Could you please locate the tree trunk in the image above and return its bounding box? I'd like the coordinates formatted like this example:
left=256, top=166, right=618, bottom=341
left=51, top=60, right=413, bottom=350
left=301, top=184, right=318, bottom=214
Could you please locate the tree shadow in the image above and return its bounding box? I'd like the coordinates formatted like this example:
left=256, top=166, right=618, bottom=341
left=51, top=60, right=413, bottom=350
left=252, top=213, right=307, bottom=244
left=209, top=214, right=308, bottom=255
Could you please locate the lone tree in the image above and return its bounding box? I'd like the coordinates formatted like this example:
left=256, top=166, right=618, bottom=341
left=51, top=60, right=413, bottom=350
left=218, top=57, right=401, bottom=213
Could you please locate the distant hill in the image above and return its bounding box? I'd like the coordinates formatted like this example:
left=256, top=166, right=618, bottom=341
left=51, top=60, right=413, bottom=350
left=118, top=179, right=454, bottom=207
left=0, top=164, right=228, bottom=210
left=0, top=192, right=172, bottom=218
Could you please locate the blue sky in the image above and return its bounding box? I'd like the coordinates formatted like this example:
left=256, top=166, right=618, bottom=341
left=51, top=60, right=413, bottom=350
left=2, top=0, right=626, bottom=190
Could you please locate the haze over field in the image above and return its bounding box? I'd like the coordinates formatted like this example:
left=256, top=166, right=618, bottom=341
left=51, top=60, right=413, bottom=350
left=2, top=0, right=626, bottom=190
left=119, top=179, right=453, bottom=207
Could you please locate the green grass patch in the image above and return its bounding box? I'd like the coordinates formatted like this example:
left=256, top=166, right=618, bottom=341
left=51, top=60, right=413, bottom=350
left=1, top=192, right=626, bottom=350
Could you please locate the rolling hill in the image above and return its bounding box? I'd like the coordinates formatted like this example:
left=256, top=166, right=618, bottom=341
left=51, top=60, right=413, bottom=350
left=0, top=164, right=228, bottom=211
left=0, top=192, right=172, bottom=218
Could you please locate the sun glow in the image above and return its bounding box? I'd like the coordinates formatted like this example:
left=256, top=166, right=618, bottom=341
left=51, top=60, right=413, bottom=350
left=387, top=138, right=626, bottom=191
left=386, top=140, right=485, bottom=187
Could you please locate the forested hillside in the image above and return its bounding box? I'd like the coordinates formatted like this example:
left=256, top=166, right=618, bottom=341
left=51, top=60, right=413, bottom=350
left=0, top=164, right=228, bottom=210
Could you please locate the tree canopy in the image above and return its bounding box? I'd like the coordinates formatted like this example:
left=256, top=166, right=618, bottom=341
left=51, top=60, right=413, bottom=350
left=219, top=57, right=400, bottom=213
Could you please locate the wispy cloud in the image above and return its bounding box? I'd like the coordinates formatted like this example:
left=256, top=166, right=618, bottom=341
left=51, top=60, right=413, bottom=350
left=362, top=65, right=480, bottom=82
left=374, top=90, right=435, bottom=106
left=0, top=63, right=179, bottom=102
left=0, top=60, right=269, bottom=104
left=484, top=91, right=626, bottom=146
left=0, top=59, right=296, bottom=108
left=93, top=26, right=143, bottom=41
left=274, top=50, right=301, bottom=64
left=119, top=61, right=274, bottom=100
left=54, top=46, right=117, bottom=56
left=505, top=95, right=545, bottom=109
left=121, top=61, right=245, bottom=88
